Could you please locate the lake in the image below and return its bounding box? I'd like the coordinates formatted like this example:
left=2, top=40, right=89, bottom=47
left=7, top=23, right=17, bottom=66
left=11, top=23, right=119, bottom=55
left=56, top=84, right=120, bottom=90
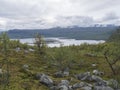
left=13, top=37, right=105, bottom=47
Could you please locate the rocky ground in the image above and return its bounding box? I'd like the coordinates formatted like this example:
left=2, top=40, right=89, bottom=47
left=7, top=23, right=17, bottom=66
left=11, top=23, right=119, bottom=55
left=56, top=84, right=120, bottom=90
left=21, top=64, right=120, bottom=90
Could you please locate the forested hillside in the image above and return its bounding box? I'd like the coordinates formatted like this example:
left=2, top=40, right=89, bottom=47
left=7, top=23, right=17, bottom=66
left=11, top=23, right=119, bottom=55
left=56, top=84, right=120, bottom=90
left=6, top=27, right=117, bottom=40
left=107, top=27, right=120, bottom=42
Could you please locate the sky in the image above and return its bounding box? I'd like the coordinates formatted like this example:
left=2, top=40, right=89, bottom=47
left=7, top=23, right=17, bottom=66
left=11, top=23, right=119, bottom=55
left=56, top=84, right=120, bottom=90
left=0, top=0, right=120, bottom=30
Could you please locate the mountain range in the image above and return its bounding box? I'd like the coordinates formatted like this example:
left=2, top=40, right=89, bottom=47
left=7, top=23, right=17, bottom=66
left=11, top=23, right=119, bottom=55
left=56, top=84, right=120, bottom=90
left=3, top=26, right=118, bottom=40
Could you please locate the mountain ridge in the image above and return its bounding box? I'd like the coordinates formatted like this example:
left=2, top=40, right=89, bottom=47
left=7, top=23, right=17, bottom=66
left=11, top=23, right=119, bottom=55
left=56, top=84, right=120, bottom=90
left=4, top=26, right=118, bottom=40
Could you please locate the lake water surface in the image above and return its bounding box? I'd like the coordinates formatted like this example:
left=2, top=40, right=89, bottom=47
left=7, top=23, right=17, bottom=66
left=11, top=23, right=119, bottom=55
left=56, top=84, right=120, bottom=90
left=14, top=37, right=105, bottom=47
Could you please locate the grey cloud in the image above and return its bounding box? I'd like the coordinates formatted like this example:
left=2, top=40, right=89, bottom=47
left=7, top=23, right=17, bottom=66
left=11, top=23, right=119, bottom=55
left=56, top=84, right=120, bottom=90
left=86, top=0, right=120, bottom=11
left=53, top=16, right=95, bottom=27
left=0, top=0, right=120, bottom=29
left=0, top=0, right=50, bottom=18
left=95, top=12, right=120, bottom=25
left=103, top=12, right=119, bottom=21
left=4, top=16, right=95, bottom=29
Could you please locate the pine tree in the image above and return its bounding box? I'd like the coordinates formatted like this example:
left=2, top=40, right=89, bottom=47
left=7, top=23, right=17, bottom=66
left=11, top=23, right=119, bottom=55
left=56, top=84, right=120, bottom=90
left=34, top=33, right=47, bottom=60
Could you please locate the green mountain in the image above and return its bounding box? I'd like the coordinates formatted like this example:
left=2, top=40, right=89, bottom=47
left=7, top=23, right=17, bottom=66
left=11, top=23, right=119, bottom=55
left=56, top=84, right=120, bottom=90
left=107, top=27, right=120, bottom=42
left=5, top=26, right=118, bottom=40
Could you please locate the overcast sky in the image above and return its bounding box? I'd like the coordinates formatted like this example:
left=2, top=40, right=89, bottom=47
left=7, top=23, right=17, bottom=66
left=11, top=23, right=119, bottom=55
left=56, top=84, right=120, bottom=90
left=0, top=0, right=120, bottom=30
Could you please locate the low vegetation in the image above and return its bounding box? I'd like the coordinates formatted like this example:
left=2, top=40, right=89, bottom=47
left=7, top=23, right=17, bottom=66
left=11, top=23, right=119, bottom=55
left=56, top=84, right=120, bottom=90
left=0, top=28, right=120, bottom=90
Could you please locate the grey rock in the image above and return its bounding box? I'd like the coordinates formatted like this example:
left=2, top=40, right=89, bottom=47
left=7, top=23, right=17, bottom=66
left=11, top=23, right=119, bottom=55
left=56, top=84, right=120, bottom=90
left=35, top=73, right=43, bottom=80
left=24, top=50, right=29, bottom=53
left=72, top=82, right=85, bottom=89
left=108, top=79, right=120, bottom=89
left=23, top=64, right=29, bottom=69
left=40, top=74, right=53, bottom=87
left=91, top=75, right=103, bottom=82
left=63, top=71, right=69, bottom=77
left=54, top=71, right=63, bottom=78
left=94, top=80, right=108, bottom=86
left=94, top=86, right=114, bottom=90
left=81, top=86, right=92, bottom=90
left=63, top=67, right=69, bottom=76
left=75, top=72, right=91, bottom=81
left=87, top=83, right=93, bottom=87
left=57, top=80, right=70, bottom=90
left=58, top=80, right=70, bottom=87
left=29, top=48, right=34, bottom=52
left=50, top=86, right=58, bottom=90
left=54, top=68, right=70, bottom=78
left=72, top=82, right=92, bottom=90
left=15, top=47, right=20, bottom=52
left=68, top=86, right=73, bottom=90
left=22, top=64, right=29, bottom=72
left=58, top=85, right=68, bottom=90
left=93, top=70, right=104, bottom=76
left=92, top=63, right=97, bottom=67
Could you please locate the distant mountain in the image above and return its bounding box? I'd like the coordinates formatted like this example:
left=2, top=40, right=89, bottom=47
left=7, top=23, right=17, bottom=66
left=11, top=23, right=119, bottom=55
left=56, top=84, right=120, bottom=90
left=4, top=26, right=118, bottom=40
left=107, top=27, right=120, bottom=42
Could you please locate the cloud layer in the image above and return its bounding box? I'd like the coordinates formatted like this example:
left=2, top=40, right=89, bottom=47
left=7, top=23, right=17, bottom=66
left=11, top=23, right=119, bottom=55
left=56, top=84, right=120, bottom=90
left=0, top=0, right=120, bottom=30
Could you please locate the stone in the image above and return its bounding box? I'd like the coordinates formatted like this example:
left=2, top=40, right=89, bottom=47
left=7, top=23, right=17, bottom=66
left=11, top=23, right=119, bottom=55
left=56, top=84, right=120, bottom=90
left=93, top=70, right=99, bottom=75
left=57, top=80, right=70, bottom=90
left=75, top=72, right=91, bottom=81
left=50, top=86, right=58, bottom=90
left=35, top=73, right=43, bottom=80
left=22, top=64, right=29, bottom=70
left=94, top=86, right=114, bottom=90
left=93, top=70, right=104, bottom=76
left=91, top=75, right=103, bottom=82
left=40, top=74, right=53, bottom=87
left=72, top=82, right=85, bottom=89
left=54, top=68, right=70, bottom=78
left=22, top=64, right=29, bottom=72
left=81, top=86, right=92, bottom=90
left=92, top=63, right=97, bottom=67
left=108, top=79, right=120, bottom=89
left=87, top=83, right=93, bottom=87
left=15, top=47, right=20, bottom=52
left=68, top=86, right=73, bottom=90
left=24, top=50, right=29, bottom=53
left=72, top=82, right=93, bottom=90
left=58, top=85, right=68, bottom=90
left=54, top=71, right=64, bottom=78
left=58, top=80, right=70, bottom=87
left=63, top=71, right=69, bottom=77
left=63, top=67, right=69, bottom=76
left=29, top=48, right=34, bottom=52
left=94, top=80, right=108, bottom=86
